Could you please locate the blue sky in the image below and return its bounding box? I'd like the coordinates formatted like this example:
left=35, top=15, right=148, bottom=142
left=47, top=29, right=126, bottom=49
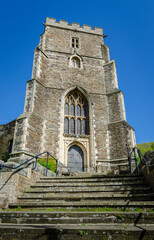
left=0, top=0, right=154, bottom=144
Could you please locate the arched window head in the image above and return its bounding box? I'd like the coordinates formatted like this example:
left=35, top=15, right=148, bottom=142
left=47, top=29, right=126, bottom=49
left=64, top=90, right=89, bottom=136
left=71, top=56, right=80, bottom=68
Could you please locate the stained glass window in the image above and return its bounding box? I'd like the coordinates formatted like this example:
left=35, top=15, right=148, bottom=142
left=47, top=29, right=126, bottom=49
left=77, top=119, right=81, bottom=135
left=64, top=90, right=89, bottom=136
left=82, top=105, right=86, bottom=117
left=70, top=118, right=75, bottom=134
left=82, top=119, right=86, bottom=135
left=64, top=118, right=69, bottom=134
left=77, top=105, right=81, bottom=116
left=70, top=104, right=75, bottom=115
left=64, top=103, right=69, bottom=115
left=73, top=93, right=78, bottom=99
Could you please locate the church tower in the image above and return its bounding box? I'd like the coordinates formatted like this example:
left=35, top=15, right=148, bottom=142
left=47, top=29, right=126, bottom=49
left=10, top=18, right=136, bottom=173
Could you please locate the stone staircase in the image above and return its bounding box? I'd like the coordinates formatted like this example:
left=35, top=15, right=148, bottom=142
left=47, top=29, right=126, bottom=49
left=0, top=173, right=154, bottom=239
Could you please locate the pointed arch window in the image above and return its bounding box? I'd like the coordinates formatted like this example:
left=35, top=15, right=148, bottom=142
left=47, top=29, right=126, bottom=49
left=64, top=90, right=89, bottom=136
left=71, top=57, right=80, bottom=68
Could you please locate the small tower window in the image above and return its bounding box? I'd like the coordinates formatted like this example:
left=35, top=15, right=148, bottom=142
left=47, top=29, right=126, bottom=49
left=72, top=38, right=79, bottom=49
left=71, top=57, right=80, bottom=68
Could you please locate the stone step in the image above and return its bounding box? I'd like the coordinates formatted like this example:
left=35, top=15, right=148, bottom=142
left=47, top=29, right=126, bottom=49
left=18, top=192, right=154, bottom=201
left=24, top=185, right=152, bottom=193
left=9, top=200, right=154, bottom=209
left=36, top=178, right=145, bottom=184
left=32, top=181, right=147, bottom=188
left=40, top=174, right=143, bottom=180
left=0, top=211, right=154, bottom=224
left=3, top=173, right=154, bottom=239
left=0, top=223, right=154, bottom=240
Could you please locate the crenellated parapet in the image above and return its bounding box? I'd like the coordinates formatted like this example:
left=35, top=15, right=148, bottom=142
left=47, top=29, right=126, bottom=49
left=45, top=17, right=103, bottom=35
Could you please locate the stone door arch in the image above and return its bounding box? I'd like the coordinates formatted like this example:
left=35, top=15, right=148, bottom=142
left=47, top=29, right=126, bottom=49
left=67, top=145, right=84, bottom=172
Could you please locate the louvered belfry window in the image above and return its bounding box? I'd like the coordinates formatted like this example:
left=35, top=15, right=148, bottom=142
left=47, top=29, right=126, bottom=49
left=64, top=91, right=89, bottom=135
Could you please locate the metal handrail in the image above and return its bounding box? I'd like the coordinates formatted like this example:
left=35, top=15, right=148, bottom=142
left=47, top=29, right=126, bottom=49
left=134, top=146, right=151, bottom=166
left=0, top=151, right=58, bottom=177
left=126, top=145, right=151, bottom=174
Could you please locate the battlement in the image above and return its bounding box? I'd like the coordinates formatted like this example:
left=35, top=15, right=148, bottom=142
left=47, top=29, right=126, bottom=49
left=45, top=17, right=103, bottom=35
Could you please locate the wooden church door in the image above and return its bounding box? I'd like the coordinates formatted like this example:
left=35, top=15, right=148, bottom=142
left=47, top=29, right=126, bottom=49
left=67, top=145, right=84, bottom=172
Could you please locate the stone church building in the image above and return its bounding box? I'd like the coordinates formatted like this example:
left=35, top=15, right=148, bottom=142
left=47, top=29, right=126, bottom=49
left=1, top=18, right=136, bottom=173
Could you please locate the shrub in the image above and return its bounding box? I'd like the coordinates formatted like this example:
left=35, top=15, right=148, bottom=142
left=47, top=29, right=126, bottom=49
left=38, top=157, right=57, bottom=173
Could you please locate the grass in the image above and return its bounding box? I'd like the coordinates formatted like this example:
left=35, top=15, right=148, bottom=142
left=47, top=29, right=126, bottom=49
left=77, top=230, right=85, bottom=236
left=45, top=208, right=55, bottom=211
left=81, top=223, right=85, bottom=226
left=135, top=208, right=142, bottom=212
left=16, top=206, right=21, bottom=210
left=2, top=207, right=154, bottom=213
left=24, top=187, right=32, bottom=193
left=38, top=157, right=58, bottom=174
left=137, top=142, right=154, bottom=156
left=117, top=214, right=124, bottom=220
left=123, top=224, right=127, bottom=229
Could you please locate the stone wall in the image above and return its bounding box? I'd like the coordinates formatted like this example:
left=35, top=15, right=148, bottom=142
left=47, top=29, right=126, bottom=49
left=140, top=152, right=154, bottom=191
left=9, top=18, right=136, bottom=174
left=0, top=120, right=16, bottom=160
left=108, top=121, right=134, bottom=159
left=0, top=161, right=55, bottom=208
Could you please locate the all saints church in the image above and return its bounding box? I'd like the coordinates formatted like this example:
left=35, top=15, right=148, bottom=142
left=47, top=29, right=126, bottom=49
left=1, top=18, right=136, bottom=173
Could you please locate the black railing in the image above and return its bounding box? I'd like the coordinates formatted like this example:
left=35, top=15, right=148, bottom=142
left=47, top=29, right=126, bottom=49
left=0, top=151, right=58, bottom=177
left=126, top=145, right=151, bottom=174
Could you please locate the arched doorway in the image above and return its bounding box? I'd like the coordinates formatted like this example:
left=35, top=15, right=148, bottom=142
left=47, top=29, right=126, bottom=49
left=67, top=145, right=84, bottom=172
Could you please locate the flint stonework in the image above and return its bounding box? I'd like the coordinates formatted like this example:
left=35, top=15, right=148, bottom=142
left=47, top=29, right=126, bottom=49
left=1, top=18, right=136, bottom=174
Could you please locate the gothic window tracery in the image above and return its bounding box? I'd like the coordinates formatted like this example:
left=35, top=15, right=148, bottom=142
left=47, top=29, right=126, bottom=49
left=64, top=91, right=89, bottom=136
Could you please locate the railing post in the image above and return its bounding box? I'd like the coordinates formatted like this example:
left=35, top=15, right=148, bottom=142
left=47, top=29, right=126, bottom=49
left=32, top=157, right=38, bottom=171
left=35, top=157, right=38, bottom=168
left=59, top=162, right=62, bottom=176
left=46, top=152, right=49, bottom=176
left=146, top=161, right=150, bottom=175
left=138, top=150, right=142, bottom=165
left=126, top=144, right=131, bottom=174
left=134, top=148, right=138, bottom=173
left=56, top=160, right=58, bottom=176
left=0, top=163, right=3, bottom=177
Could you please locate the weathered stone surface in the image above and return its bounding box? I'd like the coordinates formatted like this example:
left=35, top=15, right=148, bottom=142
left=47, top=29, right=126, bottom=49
left=0, top=163, right=55, bottom=208
left=1, top=172, right=154, bottom=239
left=2, top=18, right=136, bottom=174
left=8, top=173, right=154, bottom=209
left=0, top=120, right=15, bottom=160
